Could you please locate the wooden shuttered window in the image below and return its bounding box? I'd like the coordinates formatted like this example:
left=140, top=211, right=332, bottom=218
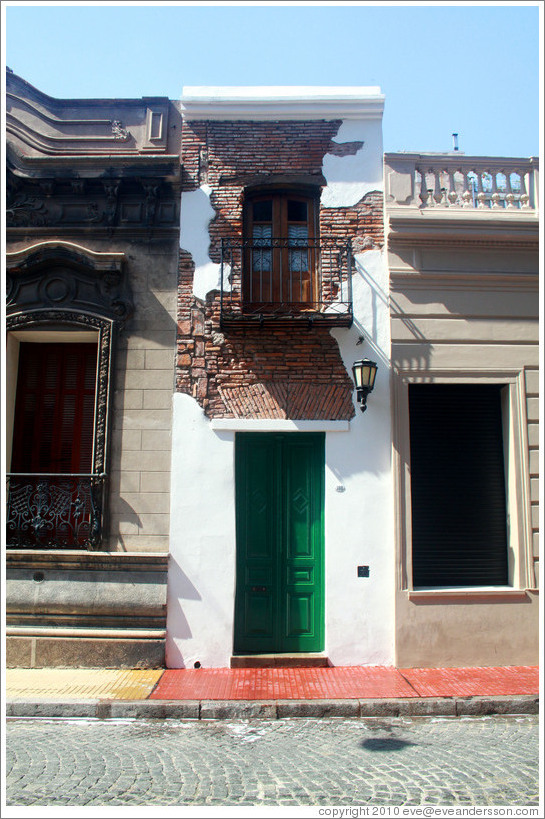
left=11, top=343, right=97, bottom=474
left=409, top=384, right=509, bottom=587
left=243, top=191, right=318, bottom=306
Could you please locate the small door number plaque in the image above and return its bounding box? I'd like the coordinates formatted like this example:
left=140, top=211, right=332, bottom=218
left=357, top=566, right=370, bottom=578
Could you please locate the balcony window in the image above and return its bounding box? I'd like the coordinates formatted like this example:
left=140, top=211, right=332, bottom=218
left=6, top=335, right=105, bottom=550
left=243, top=191, right=317, bottom=308
left=11, top=342, right=97, bottom=476
left=6, top=240, right=132, bottom=550
left=220, top=188, right=352, bottom=328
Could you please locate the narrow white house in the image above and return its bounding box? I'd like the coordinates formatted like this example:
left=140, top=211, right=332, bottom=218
left=166, top=88, right=396, bottom=668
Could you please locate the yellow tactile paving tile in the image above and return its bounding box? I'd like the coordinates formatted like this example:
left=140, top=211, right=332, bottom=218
left=6, top=668, right=164, bottom=700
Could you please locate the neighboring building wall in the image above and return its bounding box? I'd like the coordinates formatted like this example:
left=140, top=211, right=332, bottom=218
left=5, top=71, right=181, bottom=666
left=385, top=153, right=539, bottom=668
left=167, top=88, right=394, bottom=668
left=107, top=244, right=177, bottom=552
left=6, top=237, right=179, bottom=554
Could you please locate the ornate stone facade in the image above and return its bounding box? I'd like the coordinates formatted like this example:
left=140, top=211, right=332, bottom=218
left=5, top=70, right=181, bottom=667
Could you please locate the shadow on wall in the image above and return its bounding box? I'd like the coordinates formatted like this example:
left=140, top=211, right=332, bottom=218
left=351, top=250, right=390, bottom=368
left=389, top=286, right=432, bottom=378
left=108, top=496, right=142, bottom=552
left=165, top=559, right=203, bottom=666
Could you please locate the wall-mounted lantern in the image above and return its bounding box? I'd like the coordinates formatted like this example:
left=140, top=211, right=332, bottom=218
left=352, top=359, right=378, bottom=413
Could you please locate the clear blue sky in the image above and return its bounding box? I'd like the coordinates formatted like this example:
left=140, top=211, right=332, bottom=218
left=4, top=2, right=541, bottom=157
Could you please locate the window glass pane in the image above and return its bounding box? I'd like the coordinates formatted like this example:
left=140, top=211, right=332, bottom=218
left=287, top=199, right=307, bottom=222
left=252, top=224, right=272, bottom=273
left=288, top=225, right=309, bottom=272
left=253, top=200, right=272, bottom=222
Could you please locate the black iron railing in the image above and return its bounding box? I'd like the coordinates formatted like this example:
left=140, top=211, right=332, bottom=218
left=220, top=237, right=353, bottom=328
left=6, top=473, right=106, bottom=550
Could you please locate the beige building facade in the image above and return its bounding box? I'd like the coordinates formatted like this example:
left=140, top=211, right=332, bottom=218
left=385, top=153, right=540, bottom=667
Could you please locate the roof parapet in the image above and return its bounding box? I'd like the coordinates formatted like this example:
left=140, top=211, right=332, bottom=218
left=180, top=86, right=385, bottom=121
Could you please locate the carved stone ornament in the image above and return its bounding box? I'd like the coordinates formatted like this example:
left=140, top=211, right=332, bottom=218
left=7, top=193, right=50, bottom=227
left=140, top=179, right=160, bottom=226
left=111, top=120, right=130, bottom=140
left=6, top=241, right=133, bottom=327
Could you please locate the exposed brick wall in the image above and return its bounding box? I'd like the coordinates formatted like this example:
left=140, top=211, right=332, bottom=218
left=177, top=118, right=384, bottom=420
left=181, top=120, right=383, bottom=260
left=321, top=193, right=384, bottom=252
left=177, top=278, right=355, bottom=419
left=181, top=120, right=341, bottom=191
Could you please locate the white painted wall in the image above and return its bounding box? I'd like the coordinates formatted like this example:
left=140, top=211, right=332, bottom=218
left=167, top=360, right=394, bottom=668
left=326, top=248, right=394, bottom=666
left=166, top=394, right=237, bottom=669
left=321, top=118, right=384, bottom=207
left=179, top=183, right=231, bottom=301
left=320, top=115, right=394, bottom=666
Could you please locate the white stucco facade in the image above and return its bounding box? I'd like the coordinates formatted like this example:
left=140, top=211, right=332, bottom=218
left=167, top=88, right=394, bottom=668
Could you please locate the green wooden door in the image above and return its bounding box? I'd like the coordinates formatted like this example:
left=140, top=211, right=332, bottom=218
left=234, top=432, right=324, bottom=654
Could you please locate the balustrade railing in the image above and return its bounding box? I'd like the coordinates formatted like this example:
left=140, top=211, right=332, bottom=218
left=6, top=473, right=106, bottom=549
left=219, top=237, right=353, bottom=327
left=385, top=154, right=538, bottom=212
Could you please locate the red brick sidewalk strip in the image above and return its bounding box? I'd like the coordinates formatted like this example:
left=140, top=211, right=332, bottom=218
left=150, top=666, right=418, bottom=700
left=149, top=665, right=539, bottom=701
left=150, top=666, right=539, bottom=700
left=399, top=666, right=539, bottom=698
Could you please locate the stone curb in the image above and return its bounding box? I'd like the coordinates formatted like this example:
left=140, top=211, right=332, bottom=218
left=5, top=695, right=538, bottom=720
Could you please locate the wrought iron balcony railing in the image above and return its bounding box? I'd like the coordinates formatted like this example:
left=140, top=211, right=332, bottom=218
left=219, top=237, right=353, bottom=328
left=6, top=473, right=106, bottom=550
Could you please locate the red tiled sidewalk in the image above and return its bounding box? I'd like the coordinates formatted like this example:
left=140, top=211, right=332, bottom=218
left=149, top=665, right=539, bottom=701
left=151, top=666, right=417, bottom=700
left=399, top=666, right=539, bottom=698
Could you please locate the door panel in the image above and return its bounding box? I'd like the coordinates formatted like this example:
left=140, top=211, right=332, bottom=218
left=235, top=433, right=324, bottom=654
left=236, top=435, right=277, bottom=646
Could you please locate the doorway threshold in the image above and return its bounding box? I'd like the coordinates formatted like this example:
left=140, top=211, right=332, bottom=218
left=231, top=654, right=331, bottom=668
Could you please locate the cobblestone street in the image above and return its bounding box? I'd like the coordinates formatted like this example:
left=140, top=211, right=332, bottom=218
left=5, top=715, right=539, bottom=807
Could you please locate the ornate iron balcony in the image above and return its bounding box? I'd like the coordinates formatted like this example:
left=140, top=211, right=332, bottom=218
left=219, top=237, right=353, bottom=329
left=6, top=474, right=106, bottom=550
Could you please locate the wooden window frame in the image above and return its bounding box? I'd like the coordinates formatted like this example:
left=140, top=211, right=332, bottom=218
left=242, top=187, right=320, bottom=309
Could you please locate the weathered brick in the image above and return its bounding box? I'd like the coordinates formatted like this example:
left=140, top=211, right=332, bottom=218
left=177, top=118, right=382, bottom=420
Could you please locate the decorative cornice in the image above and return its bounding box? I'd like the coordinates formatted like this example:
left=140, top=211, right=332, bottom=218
left=6, top=168, right=179, bottom=233
left=6, top=71, right=175, bottom=159
left=180, top=86, right=384, bottom=121
left=390, top=271, right=538, bottom=291
left=7, top=143, right=180, bottom=177
left=7, top=240, right=125, bottom=270
left=387, top=208, right=539, bottom=249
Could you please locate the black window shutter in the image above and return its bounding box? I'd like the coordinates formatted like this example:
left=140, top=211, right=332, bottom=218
left=409, top=384, right=508, bottom=587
